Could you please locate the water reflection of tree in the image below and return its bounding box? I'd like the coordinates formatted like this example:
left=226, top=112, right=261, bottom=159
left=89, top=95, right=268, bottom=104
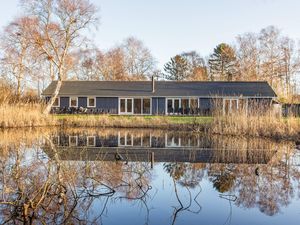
left=206, top=142, right=300, bottom=216
left=0, top=137, right=153, bottom=224
left=163, top=162, right=203, bottom=225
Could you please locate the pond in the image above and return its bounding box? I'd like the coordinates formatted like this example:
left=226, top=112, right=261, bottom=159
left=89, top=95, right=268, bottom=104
left=0, top=128, right=299, bottom=225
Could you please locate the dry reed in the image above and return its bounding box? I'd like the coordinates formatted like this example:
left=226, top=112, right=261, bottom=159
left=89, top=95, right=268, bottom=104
left=0, top=103, right=57, bottom=128
left=211, top=103, right=300, bottom=140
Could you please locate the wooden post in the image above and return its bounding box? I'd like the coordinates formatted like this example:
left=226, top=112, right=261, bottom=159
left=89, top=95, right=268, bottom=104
left=151, top=152, right=154, bottom=169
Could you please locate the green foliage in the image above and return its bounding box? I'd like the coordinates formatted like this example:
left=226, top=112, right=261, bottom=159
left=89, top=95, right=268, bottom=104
left=163, top=51, right=208, bottom=81
left=164, top=55, right=189, bottom=80
left=208, top=43, right=238, bottom=81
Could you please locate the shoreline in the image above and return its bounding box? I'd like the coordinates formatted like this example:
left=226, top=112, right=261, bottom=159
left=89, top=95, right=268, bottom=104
left=0, top=114, right=299, bottom=142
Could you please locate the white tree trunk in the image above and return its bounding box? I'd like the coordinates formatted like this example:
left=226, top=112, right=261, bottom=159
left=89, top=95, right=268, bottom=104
left=43, top=80, right=62, bottom=114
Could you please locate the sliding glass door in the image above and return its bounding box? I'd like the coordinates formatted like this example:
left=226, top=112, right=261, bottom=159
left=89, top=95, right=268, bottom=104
left=120, top=98, right=151, bottom=115
left=120, top=98, right=133, bottom=114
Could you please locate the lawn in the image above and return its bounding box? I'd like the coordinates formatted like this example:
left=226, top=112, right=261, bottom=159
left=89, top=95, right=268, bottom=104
left=54, top=114, right=213, bottom=125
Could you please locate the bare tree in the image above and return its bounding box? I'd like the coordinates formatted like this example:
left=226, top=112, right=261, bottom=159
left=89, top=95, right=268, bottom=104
left=21, top=0, right=99, bottom=113
left=122, top=37, right=156, bottom=80
left=0, top=17, right=34, bottom=99
left=236, top=32, right=260, bottom=81
left=97, top=47, right=127, bottom=80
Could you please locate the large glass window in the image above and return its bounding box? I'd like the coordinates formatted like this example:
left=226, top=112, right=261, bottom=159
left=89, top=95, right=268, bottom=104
left=143, top=98, right=151, bottom=114
left=167, top=99, right=173, bottom=113
left=174, top=99, right=180, bottom=112
left=120, top=99, right=126, bottom=113
left=69, top=136, right=78, bottom=146
left=223, top=99, right=241, bottom=114
left=190, top=99, right=198, bottom=110
left=70, top=97, right=78, bottom=107
left=87, top=136, right=96, bottom=146
left=182, top=99, right=189, bottom=110
left=88, top=97, right=96, bottom=107
left=134, top=99, right=142, bottom=114
left=167, top=98, right=180, bottom=114
left=127, top=99, right=132, bottom=113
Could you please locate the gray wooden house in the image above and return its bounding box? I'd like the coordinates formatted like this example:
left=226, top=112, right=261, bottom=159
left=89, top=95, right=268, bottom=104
left=42, top=79, right=277, bottom=115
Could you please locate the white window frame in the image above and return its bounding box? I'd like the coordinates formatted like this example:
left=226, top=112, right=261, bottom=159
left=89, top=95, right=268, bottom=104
left=87, top=136, right=96, bottom=147
left=141, top=98, right=152, bottom=115
left=69, top=136, right=78, bottom=146
left=118, top=132, right=133, bottom=146
left=87, top=96, right=96, bottom=108
left=52, top=136, right=60, bottom=145
left=165, top=97, right=199, bottom=114
left=69, top=96, right=78, bottom=107
left=52, top=97, right=60, bottom=107
left=166, top=98, right=181, bottom=114
left=223, top=98, right=240, bottom=114
left=119, top=98, right=134, bottom=114
left=119, top=97, right=152, bottom=115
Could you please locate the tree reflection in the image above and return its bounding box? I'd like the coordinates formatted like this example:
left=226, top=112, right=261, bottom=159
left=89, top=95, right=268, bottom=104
left=0, top=133, right=153, bottom=224
left=0, top=128, right=300, bottom=224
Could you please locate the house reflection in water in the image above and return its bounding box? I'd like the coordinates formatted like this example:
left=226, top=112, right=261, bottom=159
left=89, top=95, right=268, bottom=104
left=44, top=129, right=278, bottom=165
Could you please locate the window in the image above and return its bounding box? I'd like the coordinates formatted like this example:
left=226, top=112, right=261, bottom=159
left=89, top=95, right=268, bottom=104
left=182, top=99, right=189, bottom=110
left=143, top=98, right=151, bottom=114
left=134, top=99, right=142, bottom=114
left=69, top=136, right=78, bottom=146
left=118, top=132, right=133, bottom=146
left=120, top=98, right=151, bottom=114
left=190, top=98, right=198, bottom=110
left=223, top=98, right=241, bottom=114
left=120, top=98, right=133, bottom=114
left=166, top=98, right=180, bottom=114
left=88, top=97, right=96, bottom=107
left=174, top=99, right=180, bottom=112
left=120, top=99, right=126, bottom=113
left=53, top=97, right=60, bottom=107
left=87, top=136, right=96, bottom=146
left=70, top=97, right=78, bottom=107
left=52, top=136, right=59, bottom=145
left=127, top=99, right=133, bottom=113
left=167, top=99, right=173, bottom=113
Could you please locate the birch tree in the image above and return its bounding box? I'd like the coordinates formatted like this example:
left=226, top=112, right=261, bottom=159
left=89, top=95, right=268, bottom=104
left=0, top=17, right=33, bottom=99
left=22, top=0, right=99, bottom=113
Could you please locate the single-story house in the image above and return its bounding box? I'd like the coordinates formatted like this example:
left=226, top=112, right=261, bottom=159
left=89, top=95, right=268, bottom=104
left=42, top=79, right=277, bottom=115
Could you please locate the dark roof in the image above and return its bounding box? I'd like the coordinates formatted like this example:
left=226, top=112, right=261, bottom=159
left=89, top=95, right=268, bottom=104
left=42, top=81, right=277, bottom=97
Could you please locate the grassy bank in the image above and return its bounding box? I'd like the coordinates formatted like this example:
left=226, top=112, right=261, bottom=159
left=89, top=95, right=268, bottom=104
left=57, top=114, right=212, bottom=130
left=1, top=103, right=300, bottom=141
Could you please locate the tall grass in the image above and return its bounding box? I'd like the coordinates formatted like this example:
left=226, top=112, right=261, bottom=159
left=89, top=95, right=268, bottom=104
left=211, top=101, right=300, bottom=140
left=0, top=103, right=57, bottom=128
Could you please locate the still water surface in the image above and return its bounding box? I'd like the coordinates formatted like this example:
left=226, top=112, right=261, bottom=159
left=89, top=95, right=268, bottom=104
left=0, top=128, right=299, bottom=225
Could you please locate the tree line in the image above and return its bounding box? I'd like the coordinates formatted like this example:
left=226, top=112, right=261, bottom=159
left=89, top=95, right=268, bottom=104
left=0, top=0, right=299, bottom=107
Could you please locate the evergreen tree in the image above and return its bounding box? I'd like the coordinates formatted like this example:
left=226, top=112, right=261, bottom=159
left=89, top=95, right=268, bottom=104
left=208, top=43, right=238, bottom=81
left=163, top=55, right=189, bottom=80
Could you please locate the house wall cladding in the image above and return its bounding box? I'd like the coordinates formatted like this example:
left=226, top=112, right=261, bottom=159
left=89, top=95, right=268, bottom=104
left=78, top=97, right=87, bottom=108
left=152, top=97, right=166, bottom=115
left=60, top=97, right=70, bottom=108
left=96, top=97, right=118, bottom=114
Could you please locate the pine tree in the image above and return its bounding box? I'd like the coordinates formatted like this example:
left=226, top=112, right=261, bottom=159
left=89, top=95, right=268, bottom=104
left=208, top=43, right=238, bottom=81
left=163, top=55, right=189, bottom=80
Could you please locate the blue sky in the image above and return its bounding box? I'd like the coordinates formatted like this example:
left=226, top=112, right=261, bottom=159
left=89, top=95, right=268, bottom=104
left=1, top=0, right=300, bottom=68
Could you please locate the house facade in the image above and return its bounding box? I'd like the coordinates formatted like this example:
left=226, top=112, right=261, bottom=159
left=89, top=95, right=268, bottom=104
left=42, top=80, right=277, bottom=115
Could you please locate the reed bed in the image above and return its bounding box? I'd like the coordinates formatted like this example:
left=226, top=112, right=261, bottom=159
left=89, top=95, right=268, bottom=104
left=0, top=103, right=57, bottom=128
left=211, top=105, right=300, bottom=140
